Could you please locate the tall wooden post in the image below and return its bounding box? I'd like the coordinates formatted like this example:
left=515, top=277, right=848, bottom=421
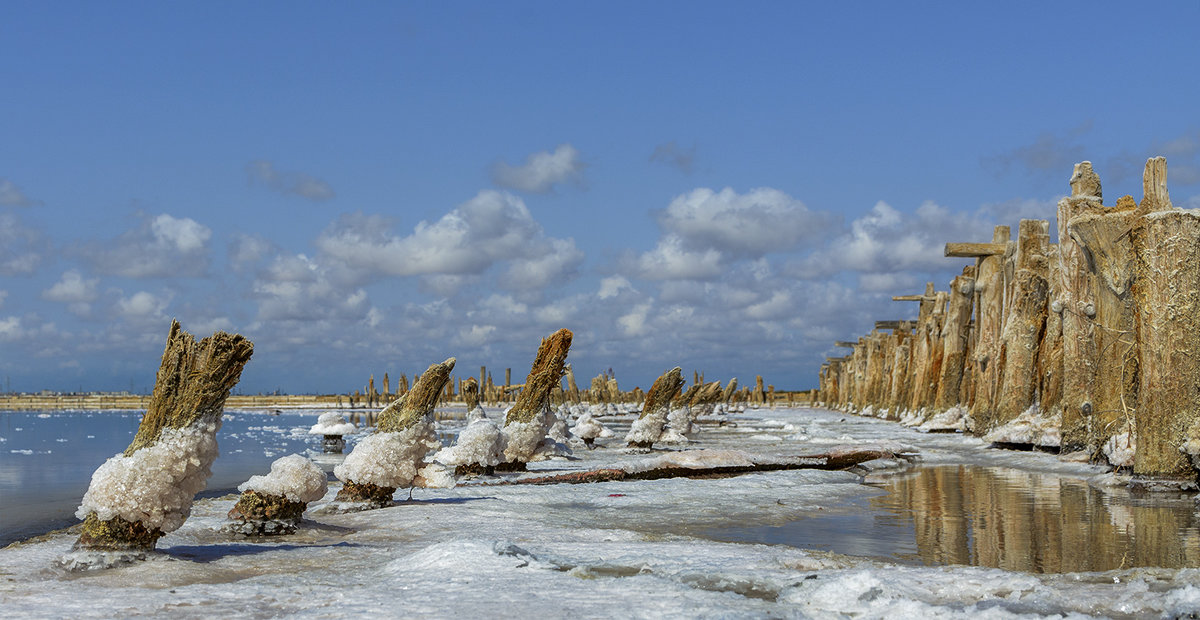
left=1068, top=193, right=1140, bottom=457
left=993, top=219, right=1051, bottom=428
left=1130, top=157, right=1199, bottom=483
left=947, top=226, right=1009, bottom=430
left=1058, top=162, right=1102, bottom=451
left=934, top=265, right=977, bottom=412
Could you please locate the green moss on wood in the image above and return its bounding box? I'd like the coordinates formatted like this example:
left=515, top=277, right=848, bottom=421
left=227, top=490, right=307, bottom=522
left=75, top=513, right=162, bottom=551
left=335, top=480, right=396, bottom=505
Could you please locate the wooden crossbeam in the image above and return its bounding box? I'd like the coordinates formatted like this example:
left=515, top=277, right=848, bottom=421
left=875, top=320, right=917, bottom=330
left=892, top=294, right=935, bottom=302
left=834, top=341, right=858, bottom=348
left=944, top=242, right=1007, bottom=258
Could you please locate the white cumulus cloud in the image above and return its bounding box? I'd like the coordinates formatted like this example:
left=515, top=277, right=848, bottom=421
left=658, top=187, right=837, bottom=257
left=317, top=190, right=580, bottom=290
left=80, top=213, right=212, bottom=278
left=491, top=144, right=585, bottom=193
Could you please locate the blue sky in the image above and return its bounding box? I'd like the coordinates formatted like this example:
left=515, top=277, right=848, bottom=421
left=2, top=2, right=1198, bottom=394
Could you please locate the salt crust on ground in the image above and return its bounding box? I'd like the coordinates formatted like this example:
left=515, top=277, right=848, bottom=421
left=10, top=407, right=1200, bottom=617
left=238, top=454, right=327, bottom=503
left=308, top=412, right=356, bottom=436
left=76, top=422, right=221, bottom=533
left=982, top=404, right=1062, bottom=447
left=334, top=422, right=439, bottom=489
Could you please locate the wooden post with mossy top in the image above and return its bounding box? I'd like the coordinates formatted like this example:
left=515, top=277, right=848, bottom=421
left=499, top=328, right=573, bottom=469
left=74, top=320, right=253, bottom=552
left=626, top=367, right=685, bottom=448
left=334, top=357, right=456, bottom=505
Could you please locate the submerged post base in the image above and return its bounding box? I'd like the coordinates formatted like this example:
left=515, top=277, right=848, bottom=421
left=494, top=460, right=527, bottom=472
left=334, top=480, right=395, bottom=506
left=226, top=490, right=307, bottom=536
left=75, top=513, right=163, bottom=552
left=454, top=462, right=496, bottom=477
left=1128, top=475, right=1199, bottom=493
left=322, top=435, right=346, bottom=454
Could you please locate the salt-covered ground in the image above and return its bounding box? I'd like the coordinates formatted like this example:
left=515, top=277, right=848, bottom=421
left=3, top=405, right=1200, bottom=618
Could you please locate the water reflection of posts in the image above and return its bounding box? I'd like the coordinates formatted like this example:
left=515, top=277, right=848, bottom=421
left=874, top=466, right=1200, bottom=572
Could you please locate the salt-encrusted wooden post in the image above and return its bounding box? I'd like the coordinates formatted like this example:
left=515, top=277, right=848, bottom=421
left=1058, top=162, right=1102, bottom=451
left=947, top=226, right=1009, bottom=430
left=334, top=357, right=455, bottom=505
left=626, top=366, right=685, bottom=448
left=501, top=329, right=573, bottom=466
left=993, top=219, right=1051, bottom=428
left=75, top=321, right=254, bottom=552
left=1130, top=157, right=1200, bottom=484
left=1068, top=192, right=1140, bottom=458
left=934, top=265, right=977, bottom=412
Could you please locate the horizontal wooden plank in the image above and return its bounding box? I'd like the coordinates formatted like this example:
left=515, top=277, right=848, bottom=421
left=944, top=242, right=1007, bottom=258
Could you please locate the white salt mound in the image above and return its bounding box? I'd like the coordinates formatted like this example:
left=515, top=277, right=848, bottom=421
left=570, top=412, right=612, bottom=440
left=334, top=422, right=439, bottom=489
left=309, top=411, right=357, bottom=436
left=434, top=418, right=507, bottom=467
left=666, top=405, right=693, bottom=435
left=1103, top=423, right=1136, bottom=468
left=625, top=407, right=668, bottom=445
left=76, top=422, right=220, bottom=533
left=238, top=454, right=328, bottom=503
left=982, top=404, right=1061, bottom=447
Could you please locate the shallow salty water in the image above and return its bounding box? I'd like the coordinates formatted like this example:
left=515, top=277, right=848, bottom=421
left=704, top=464, right=1200, bottom=573
left=0, top=409, right=353, bottom=545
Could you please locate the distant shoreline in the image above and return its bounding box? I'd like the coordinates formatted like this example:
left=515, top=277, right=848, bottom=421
left=0, top=393, right=347, bottom=411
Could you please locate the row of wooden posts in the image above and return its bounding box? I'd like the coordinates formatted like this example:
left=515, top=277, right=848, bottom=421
left=345, top=366, right=779, bottom=410
left=818, top=157, right=1200, bottom=484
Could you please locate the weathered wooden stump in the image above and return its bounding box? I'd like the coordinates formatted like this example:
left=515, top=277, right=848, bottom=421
left=334, top=357, right=455, bottom=506
left=74, top=321, right=254, bottom=552
left=626, top=366, right=684, bottom=448
left=501, top=328, right=573, bottom=466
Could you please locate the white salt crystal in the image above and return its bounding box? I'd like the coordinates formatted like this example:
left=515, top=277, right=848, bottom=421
left=238, top=454, right=328, bottom=503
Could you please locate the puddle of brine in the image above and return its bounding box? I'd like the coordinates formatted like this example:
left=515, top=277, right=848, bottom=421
left=703, top=465, right=1200, bottom=573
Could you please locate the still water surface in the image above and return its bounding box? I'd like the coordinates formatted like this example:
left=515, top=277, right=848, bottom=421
left=705, top=465, right=1200, bottom=573
left=0, top=409, right=339, bottom=546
